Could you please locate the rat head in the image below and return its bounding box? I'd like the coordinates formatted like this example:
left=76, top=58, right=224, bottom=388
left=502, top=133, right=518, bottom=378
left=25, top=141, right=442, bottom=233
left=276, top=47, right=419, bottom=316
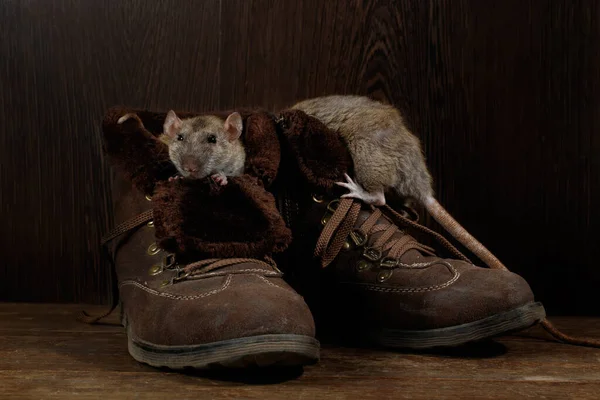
left=162, top=110, right=244, bottom=179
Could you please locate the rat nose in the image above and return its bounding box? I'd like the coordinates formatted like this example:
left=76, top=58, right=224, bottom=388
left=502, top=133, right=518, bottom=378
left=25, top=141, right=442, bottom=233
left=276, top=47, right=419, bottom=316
left=182, top=158, right=199, bottom=173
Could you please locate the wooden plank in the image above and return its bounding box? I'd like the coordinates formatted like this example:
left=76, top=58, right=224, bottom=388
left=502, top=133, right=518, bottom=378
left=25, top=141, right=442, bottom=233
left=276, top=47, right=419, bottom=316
left=0, top=303, right=599, bottom=399
left=1, top=370, right=599, bottom=400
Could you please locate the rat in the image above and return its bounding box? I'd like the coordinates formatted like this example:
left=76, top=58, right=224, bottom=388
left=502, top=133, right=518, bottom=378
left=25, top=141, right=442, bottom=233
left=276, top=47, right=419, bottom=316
left=291, top=94, right=506, bottom=271
left=159, top=110, right=246, bottom=185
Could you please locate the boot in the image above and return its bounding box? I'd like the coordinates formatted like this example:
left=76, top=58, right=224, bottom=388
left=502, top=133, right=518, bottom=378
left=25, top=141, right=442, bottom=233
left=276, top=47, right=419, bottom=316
left=271, top=109, right=546, bottom=349
left=86, top=107, right=319, bottom=369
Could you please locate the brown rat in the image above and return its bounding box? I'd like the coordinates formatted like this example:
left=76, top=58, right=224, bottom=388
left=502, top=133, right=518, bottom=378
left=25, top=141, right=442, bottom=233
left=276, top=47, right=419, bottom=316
left=160, top=110, right=246, bottom=185
left=291, top=94, right=507, bottom=271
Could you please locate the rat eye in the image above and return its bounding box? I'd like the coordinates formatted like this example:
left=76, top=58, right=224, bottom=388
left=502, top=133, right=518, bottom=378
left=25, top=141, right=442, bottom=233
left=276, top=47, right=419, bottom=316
left=207, top=135, right=217, bottom=144
left=177, top=134, right=184, bottom=141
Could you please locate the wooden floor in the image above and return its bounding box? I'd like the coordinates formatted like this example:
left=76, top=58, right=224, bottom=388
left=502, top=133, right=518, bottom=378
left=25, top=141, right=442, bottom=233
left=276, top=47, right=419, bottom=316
left=1, top=304, right=599, bottom=399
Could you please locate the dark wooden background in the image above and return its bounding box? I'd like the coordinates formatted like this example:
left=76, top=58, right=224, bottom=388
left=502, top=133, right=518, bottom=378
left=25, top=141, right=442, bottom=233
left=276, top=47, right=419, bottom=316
left=1, top=0, right=598, bottom=315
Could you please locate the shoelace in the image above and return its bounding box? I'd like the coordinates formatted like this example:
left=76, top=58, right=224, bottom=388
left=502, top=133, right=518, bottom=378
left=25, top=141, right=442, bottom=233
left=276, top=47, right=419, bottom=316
left=315, top=199, right=441, bottom=268
left=174, top=257, right=280, bottom=282
left=315, top=197, right=600, bottom=348
left=78, top=211, right=278, bottom=324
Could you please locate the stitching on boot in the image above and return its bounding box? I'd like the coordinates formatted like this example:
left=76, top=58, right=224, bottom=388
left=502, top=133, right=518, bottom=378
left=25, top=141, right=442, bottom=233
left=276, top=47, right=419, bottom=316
left=253, top=274, right=302, bottom=296
left=190, top=268, right=279, bottom=279
left=119, top=275, right=232, bottom=300
left=343, top=266, right=461, bottom=293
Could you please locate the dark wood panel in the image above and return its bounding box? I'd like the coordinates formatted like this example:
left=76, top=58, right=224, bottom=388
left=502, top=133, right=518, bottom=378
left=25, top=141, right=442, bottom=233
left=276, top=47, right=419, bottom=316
left=420, top=0, right=600, bottom=313
left=1, top=304, right=600, bottom=399
left=1, top=0, right=599, bottom=314
left=0, top=0, right=221, bottom=303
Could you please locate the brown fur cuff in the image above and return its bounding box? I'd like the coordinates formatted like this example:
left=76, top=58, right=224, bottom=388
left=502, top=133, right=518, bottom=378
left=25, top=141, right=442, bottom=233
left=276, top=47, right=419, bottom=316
left=152, top=175, right=291, bottom=261
left=276, top=110, right=353, bottom=192
left=102, top=106, right=289, bottom=258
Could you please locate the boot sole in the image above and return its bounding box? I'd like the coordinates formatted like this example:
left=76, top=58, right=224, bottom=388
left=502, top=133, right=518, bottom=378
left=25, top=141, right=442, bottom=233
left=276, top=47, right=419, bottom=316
left=126, top=324, right=320, bottom=370
left=369, top=301, right=546, bottom=349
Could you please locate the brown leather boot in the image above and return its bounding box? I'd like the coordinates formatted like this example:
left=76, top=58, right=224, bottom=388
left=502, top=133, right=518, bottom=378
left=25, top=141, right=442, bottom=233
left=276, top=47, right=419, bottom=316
left=86, top=107, right=319, bottom=369
left=271, top=110, right=546, bottom=349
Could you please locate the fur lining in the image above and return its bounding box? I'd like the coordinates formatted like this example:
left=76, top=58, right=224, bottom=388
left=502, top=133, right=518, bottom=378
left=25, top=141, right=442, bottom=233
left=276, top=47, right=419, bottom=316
left=153, top=175, right=291, bottom=260
left=276, top=110, right=353, bottom=192
left=102, top=106, right=289, bottom=258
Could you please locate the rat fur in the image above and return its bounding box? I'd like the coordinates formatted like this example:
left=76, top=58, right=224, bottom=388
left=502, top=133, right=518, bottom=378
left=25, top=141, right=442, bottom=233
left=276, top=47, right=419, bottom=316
left=291, top=94, right=506, bottom=270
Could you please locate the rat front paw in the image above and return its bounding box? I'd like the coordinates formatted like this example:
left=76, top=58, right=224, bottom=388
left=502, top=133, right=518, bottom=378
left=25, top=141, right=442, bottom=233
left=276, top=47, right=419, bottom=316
left=211, top=173, right=228, bottom=186
left=335, top=173, right=386, bottom=206
left=168, top=175, right=184, bottom=182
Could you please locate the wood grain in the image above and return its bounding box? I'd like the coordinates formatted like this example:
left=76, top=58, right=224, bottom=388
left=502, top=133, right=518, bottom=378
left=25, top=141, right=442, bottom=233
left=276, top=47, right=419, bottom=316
left=1, top=0, right=599, bottom=313
left=0, top=0, right=221, bottom=303
left=1, top=304, right=600, bottom=399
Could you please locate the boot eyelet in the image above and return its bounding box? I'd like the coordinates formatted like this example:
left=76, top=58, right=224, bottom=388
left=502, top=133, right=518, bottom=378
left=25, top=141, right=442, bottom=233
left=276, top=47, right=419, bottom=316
left=147, top=242, right=161, bottom=256
left=321, top=213, right=332, bottom=225
left=362, top=247, right=382, bottom=261
left=173, top=271, right=191, bottom=283
left=160, top=280, right=170, bottom=287
left=148, top=264, right=163, bottom=276
left=380, top=257, right=399, bottom=269
left=312, top=193, right=324, bottom=203
left=356, top=260, right=371, bottom=271
left=145, top=194, right=152, bottom=201
left=349, top=229, right=368, bottom=247
left=147, top=220, right=154, bottom=228
left=327, top=200, right=340, bottom=213
left=377, top=270, right=393, bottom=282
left=343, top=241, right=351, bottom=251
left=163, top=254, right=176, bottom=269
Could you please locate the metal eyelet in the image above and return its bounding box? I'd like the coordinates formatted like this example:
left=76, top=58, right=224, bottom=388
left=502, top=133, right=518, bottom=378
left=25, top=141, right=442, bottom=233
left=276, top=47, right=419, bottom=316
left=321, top=213, right=332, bottom=225
left=147, top=220, right=154, bottom=227
left=163, top=254, right=176, bottom=269
left=377, top=270, right=393, bottom=282
left=380, top=257, right=399, bottom=269
left=160, top=280, right=170, bottom=287
left=356, top=259, right=371, bottom=272
left=362, top=247, right=382, bottom=261
left=146, top=242, right=161, bottom=256
left=145, top=194, right=152, bottom=201
left=349, top=229, right=368, bottom=247
left=327, top=200, right=340, bottom=213
left=173, top=271, right=191, bottom=283
left=148, top=264, right=163, bottom=276
left=312, top=193, right=325, bottom=203
left=342, top=241, right=351, bottom=251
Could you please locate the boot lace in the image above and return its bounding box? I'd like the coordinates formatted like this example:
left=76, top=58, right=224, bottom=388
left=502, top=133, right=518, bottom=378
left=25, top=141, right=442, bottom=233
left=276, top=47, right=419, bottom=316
left=315, top=198, right=470, bottom=269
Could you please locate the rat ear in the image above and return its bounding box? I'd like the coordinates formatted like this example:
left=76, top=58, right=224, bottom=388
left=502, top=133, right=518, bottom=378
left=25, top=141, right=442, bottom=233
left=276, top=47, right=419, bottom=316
left=223, top=112, right=243, bottom=142
left=163, top=110, right=183, bottom=138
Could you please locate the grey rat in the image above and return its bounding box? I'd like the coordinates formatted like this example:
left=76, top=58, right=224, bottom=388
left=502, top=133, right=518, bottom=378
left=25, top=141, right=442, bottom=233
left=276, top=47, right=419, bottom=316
left=291, top=94, right=506, bottom=271
left=160, top=110, right=246, bottom=185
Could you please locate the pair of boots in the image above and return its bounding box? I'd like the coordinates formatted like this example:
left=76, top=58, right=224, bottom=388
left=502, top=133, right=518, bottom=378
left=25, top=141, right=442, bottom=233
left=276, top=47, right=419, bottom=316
left=91, top=106, right=547, bottom=369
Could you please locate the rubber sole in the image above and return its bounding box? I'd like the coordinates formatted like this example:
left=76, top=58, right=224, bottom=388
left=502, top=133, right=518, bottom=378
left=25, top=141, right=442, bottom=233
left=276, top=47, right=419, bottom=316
left=367, top=302, right=546, bottom=349
left=126, top=325, right=320, bottom=370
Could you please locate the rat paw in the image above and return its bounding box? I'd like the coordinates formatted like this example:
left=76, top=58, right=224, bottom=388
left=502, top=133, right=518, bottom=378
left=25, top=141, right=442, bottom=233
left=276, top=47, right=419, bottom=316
left=336, top=173, right=386, bottom=206
left=168, top=175, right=184, bottom=182
left=211, top=173, right=228, bottom=186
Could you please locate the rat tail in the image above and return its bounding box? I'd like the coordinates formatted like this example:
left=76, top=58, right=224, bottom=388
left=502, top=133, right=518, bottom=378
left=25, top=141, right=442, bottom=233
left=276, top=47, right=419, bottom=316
left=423, top=196, right=508, bottom=271
left=422, top=195, right=600, bottom=348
